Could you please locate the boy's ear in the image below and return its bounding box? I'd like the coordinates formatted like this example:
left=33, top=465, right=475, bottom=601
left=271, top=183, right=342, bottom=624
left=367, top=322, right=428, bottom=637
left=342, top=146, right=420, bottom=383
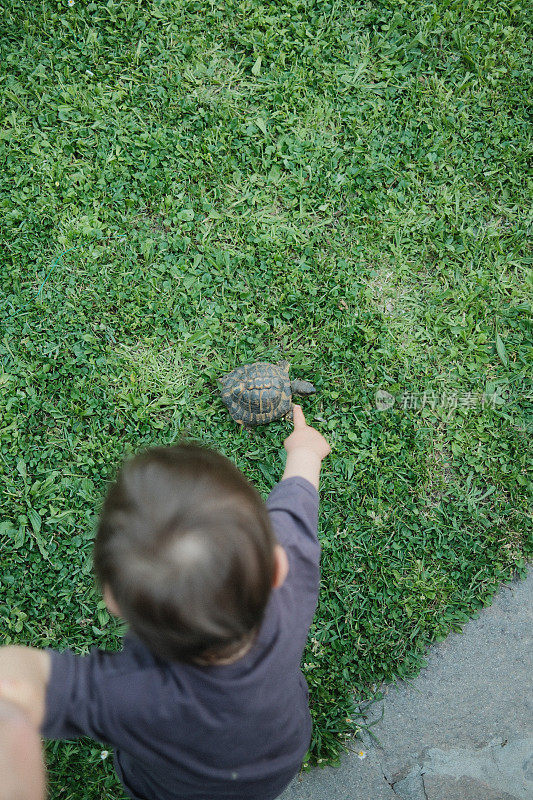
left=272, top=545, right=289, bottom=589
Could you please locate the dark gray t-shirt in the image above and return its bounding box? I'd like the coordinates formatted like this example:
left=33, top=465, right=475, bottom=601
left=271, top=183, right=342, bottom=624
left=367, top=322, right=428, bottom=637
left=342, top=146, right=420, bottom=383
left=41, top=476, right=321, bottom=800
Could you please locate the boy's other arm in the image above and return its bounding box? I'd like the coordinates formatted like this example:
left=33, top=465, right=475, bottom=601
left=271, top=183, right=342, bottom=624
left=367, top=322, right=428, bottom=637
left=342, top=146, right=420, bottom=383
left=281, top=405, right=331, bottom=491
left=0, top=646, right=51, bottom=729
left=0, top=698, right=46, bottom=800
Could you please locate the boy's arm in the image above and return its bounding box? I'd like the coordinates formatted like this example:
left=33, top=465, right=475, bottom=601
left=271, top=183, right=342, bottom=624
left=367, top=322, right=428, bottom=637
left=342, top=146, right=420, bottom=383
left=0, top=646, right=51, bottom=729
left=0, top=698, right=46, bottom=800
left=281, top=447, right=323, bottom=491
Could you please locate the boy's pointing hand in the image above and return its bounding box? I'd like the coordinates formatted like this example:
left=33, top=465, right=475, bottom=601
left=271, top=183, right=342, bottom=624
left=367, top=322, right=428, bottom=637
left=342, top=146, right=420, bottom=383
left=283, top=404, right=331, bottom=478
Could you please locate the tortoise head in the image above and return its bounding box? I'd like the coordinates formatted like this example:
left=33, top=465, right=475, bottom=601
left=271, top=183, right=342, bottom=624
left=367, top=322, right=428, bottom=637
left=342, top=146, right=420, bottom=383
left=290, top=379, right=316, bottom=396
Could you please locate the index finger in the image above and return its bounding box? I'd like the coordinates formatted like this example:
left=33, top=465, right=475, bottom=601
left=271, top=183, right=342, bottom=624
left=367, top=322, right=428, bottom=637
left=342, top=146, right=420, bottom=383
left=291, top=404, right=307, bottom=429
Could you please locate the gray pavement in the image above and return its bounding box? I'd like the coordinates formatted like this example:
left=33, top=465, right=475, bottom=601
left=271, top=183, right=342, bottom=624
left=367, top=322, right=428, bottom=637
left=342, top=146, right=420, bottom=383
left=280, top=569, right=533, bottom=800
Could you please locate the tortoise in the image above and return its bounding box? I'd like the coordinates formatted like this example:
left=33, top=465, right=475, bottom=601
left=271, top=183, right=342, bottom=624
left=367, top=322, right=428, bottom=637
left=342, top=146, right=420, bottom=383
left=218, top=360, right=316, bottom=426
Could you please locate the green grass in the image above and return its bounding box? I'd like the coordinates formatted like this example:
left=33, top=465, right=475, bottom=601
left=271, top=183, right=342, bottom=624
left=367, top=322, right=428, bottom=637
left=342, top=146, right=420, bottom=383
left=1, top=0, right=531, bottom=794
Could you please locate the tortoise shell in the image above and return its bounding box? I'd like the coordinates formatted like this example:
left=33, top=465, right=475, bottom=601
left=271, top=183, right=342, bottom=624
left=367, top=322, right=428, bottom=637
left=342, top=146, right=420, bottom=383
left=218, top=361, right=293, bottom=426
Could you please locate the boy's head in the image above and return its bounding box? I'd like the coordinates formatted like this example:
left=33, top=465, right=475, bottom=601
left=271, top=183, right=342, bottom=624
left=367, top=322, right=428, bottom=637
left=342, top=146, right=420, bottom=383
left=93, top=443, right=287, bottom=665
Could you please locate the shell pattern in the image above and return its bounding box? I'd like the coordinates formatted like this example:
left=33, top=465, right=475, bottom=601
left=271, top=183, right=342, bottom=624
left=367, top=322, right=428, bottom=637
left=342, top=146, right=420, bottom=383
left=219, top=361, right=293, bottom=425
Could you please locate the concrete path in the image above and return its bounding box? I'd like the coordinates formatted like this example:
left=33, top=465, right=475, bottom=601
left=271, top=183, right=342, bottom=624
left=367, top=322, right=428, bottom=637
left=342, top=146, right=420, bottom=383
left=280, top=570, right=533, bottom=800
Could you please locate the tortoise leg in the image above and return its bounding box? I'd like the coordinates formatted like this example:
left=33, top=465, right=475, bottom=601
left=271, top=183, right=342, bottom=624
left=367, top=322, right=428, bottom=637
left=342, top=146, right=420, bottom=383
left=235, top=420, right=253, bottom=432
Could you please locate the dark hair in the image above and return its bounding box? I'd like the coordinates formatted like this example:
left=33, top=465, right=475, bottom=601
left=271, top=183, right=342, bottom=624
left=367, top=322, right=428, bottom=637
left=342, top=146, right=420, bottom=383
left=93, top=442, right=277, bottom=664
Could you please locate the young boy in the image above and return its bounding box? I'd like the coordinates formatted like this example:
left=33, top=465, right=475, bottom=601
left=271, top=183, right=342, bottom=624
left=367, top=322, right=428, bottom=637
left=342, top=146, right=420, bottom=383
left=0, top=405, right=331, bottom=800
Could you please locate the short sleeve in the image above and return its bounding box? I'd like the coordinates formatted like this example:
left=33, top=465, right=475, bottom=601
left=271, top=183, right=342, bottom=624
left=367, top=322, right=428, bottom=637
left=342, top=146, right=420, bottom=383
left=40, top=645, right=133, bottom=742
left=265, top=476, right=321, bottom=637
left=265, top=476, right=320, bottom=558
